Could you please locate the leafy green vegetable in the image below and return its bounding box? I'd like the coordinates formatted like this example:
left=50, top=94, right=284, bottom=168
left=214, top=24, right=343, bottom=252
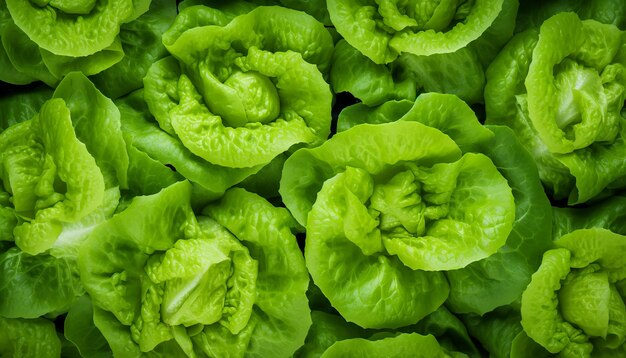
left=521, top=228, right=626, bottom=356
left=485, top=12, right=626, bottom=204
left=336, top=93, right=551, bottom=314
left=144, top=4, right=334, bottom=171
left=281, top=120, right=514, bottom=328
left=80, top=181, right=311, bottom=356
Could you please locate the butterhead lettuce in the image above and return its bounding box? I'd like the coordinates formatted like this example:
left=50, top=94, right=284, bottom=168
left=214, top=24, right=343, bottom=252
left=79, top=181, right=311, bottom=356
left=144, top=4, right=334, bottom=170
left=485, top=11, right=626, bottom=204
left=281, top=120, right=515, bottom=328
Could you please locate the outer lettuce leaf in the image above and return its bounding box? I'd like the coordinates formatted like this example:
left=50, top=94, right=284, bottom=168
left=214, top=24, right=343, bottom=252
left=5, top=0, right=143, bottom=57
left=52, top=72, right=129, bottom=189
left=521, top=228, right=626, bottom=356
left=321, top=333, right=466, bottom=358
left=553, top=195, right=626, bottom=239
left=295, top=311, right=367, bottom=358
left=91, top=0, right=177, bottom=99
left=144, top=5, right=333, bottom=170
left=406, top=306, right=480, bottom=357
left=282, top=121, right=515, bottom=328
left=0, top=21, right=57, bottom=86
left=0, top=246, right=84, bottom=318
left=485, top=12, right=626, bottom=204
left=337, top=100, right=414, bottom=133
left=337, top=93, right=493, bottom=152
left=0, top=316, right=62, bottom=357
left=0, top=86, right=52, bottom=132
left=331, top=39, right=417, bottom=106
left=64, top=295, right=113, bottom=358
left=463, top=307, right=551, bottom=358
left=445, top=125, right=553, bottom=314
left=516, top=0, right=626, bottom=32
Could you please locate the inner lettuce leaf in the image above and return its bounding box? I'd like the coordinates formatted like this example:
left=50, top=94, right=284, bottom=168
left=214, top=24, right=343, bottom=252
left=485, top=12, right=626, bottom=204
left=79, top=181, right=311, bottom=357
left=144, top=4, right=334, bottom=170
left=5, top=0, right=148, bottom=57
left=116, top=89, right=263, bottom=207
left=281, top=121, right=515, bottom=328
left=521, top=228, right=626, bottom=356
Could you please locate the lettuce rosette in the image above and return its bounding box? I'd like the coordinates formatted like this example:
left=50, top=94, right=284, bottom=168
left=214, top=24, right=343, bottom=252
left=0, top=72, right=127, bottom=255
left=0, top=0, right=154, bottom=85
left=280, top=116, right=516, bottom=328
left=143, top=4, right=334, bottom=174
left=485, top=11, right=626, bottom=204
left=327, top=0, right=518, bottom=103
left=334, top=93, right=552, bottom=315
left=521, top=228, right=626, bottom=357
left=79, top=181, right=311, bottom=357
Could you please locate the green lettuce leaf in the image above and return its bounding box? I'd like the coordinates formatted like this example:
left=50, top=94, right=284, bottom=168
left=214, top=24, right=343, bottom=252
left=5, top=0, right=143, bottom=57
left=0, top=86, right=52, bottom=132
left=321, top=332, right=466, bottom=358
left=0, top=247, right=84, bottom=318
left=116, top=89, right=262, bottom=206
left=553, top=195, right=626, bottom=239
left=295, top=311, right=367, bottom=358
left=0, top=316, right=62, bottom=357
left=64, top=295, right=112, bottom=358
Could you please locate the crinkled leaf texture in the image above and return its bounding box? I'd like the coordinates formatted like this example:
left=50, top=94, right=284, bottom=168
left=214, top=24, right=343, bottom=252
left=80, top=181, right=311, bottom=357
left=116, top=89, right=262, bottom=207
left=5, top=0, right=147, bottom=57
left=281, top=120, right=514, bottom=328
left=143, top=5, right=333, bottom=170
